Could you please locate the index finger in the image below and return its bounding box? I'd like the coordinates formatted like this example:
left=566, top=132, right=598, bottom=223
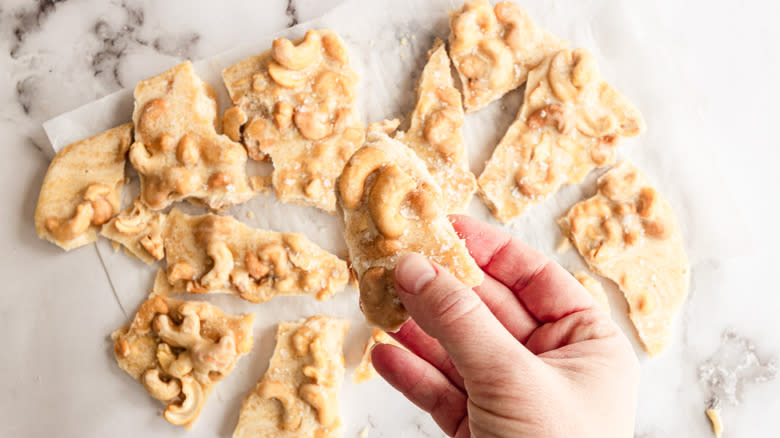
left=449, top=214, right=595, bottom=323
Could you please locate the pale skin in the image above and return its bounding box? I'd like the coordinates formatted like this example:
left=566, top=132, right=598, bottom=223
left=371, top=215, right=640, bottom=438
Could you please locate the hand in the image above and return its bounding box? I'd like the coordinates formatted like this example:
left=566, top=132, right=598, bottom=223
left=371, top=215, right=639, bottom=438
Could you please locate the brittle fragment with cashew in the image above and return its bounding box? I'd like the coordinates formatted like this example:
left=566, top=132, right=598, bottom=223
left=449, top=0, right=566, bottom=112
left=394, top=39, right=476, bottom=212
left=573, top=271, right=610, bottom=315
left=353, top=328, right=402, bottom=384
left=100, top=197, right=165, bottom=264
left=232, top=316, right=349, bottom=438
left=478, top=47, right=645, bottom=222
left=336, top=132, right=483, bottom=331
left=153, top=208, right=349, bottom=303
left=35, top=123, right=132, bottom=251
left=129, top=61, right=254, bottom=211
left=558, top=162, right=689, bottom=356
left=222, top=29, right=365, bottom=213
left=111, top=295, right=254, bottom=428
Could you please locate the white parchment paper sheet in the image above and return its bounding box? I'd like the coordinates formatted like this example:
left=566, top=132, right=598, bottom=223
left=42, top=0, right=747, bottom=436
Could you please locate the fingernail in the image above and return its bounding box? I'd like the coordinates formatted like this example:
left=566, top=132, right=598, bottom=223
left=395, top=253, right=436, bottom=295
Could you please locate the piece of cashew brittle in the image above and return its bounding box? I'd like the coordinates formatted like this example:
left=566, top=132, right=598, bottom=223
left=110, top=296, right=254, bottom=428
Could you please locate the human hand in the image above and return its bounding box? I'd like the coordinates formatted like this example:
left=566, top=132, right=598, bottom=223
left=371, top=215, right=639, bottom=438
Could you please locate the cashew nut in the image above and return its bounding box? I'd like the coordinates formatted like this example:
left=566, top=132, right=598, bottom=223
left=140, top=232, right=164, bottom=260
left=230, top=268, right=273, bottom=303
left=424, top=108, right=463, bottom=157
left=598, top=169, right=639, bottom=202
left=450, top=0, right=498, bottom=53
left=128, top=142, right=154, bottom=174
left=245, top=250, right=271, bottom=280
left=200, top=240, right=234, bottom=290
left=527, top=103, right=573, bottom=134
left=369, top=165, right=416, bottom=239
left=163, top=375, right=205, bottom=426
left=322, top=32, right=348, bottom=64
left=272, top=30, right=322, bottom=70
left=549, top=48, right=599, bottom=103
left=142, top=368, right=181, bottom=401
left=294, top=105, right=333, bottom=140
left=495, top=1, right=529, bottom=51
left=138, top=98, right=170, bottom=138
left=267, top=61, right=308, bottom=89
left=190, top=334, right=237, bottom=382
left=167, top=262, right=195, bottom=283
left=338, top=146, right=391, bottom=209
left=637, top=187, right=659, bottom=219
left=113, top=200, right=152, bottom=235
left=274, top=101, right=294, bottom=130
left=479, top=39, right=514, bottom=89
left=45, top=202, right=94, bottom=242
left=153, top=312, right=200, bottom=349
left=300, top=383, right=337, bottom=426
left=259, top=243, right=290, bottom=278
left=291, top=325, right=315, bottom=356
left=359, top=267, right=408, bottom=330
left=176, top=134, right=200, bottom=166
left=643, top=218, right=671, bottom=239
left=514, top=134, right=564, bottom=197
left=259, top=380, right=303, bottom=431
left=223, top=106, right=247, bottom=142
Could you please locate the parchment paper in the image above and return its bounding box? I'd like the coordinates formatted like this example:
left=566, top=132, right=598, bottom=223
left=42, top=0, right=747, bottom=436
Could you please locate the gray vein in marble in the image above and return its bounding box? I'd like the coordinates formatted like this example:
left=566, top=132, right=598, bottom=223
left=9, top=0, right=67, bottom=58
left=286, top=0, right=298, bottom=27
left=90, top=1, right=200, bottom=88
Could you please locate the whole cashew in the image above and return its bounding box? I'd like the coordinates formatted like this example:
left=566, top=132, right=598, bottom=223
left=142, top=368, right=181, bottom=401
left=450, top=0, right=498, bottom=53
left=300, top=383, right=337, bottom=426
left=368, top=165, right=416, bottom=239
left=128, top=141, right=155, bottom=174
left=423, top=108, right=463, bottom=157
left=200, top=240, right=234, bottom=290
left=359, top=266, right=408, bottom=330
left=293, top=105, right=333, bottom=140
left=272, top=30, right=322, bottom=71
left=163, top=375, right=204, bottom=426
left=267, top=61, right=308, bottom=89
left=338, top=146, right=391, bottom=209
left=223, top=106, right=247, bottom=142
left=45, top=202, right=94, bottom=241
left=176, top=135, right=200, bottom=166
left=479, top=38, right=514, bottom=89
left=259, top=380, right=303, bottom=431
left=495, top=1, right=528, bottom=51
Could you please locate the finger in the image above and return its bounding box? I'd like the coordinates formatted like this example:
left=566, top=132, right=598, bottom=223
left=473, top=274, right=538, bottom=343
left=390, top=319, right=465, bottom=389
left=372, top=343, right=468, bottom=436
left=394, top=253, right=535, bottom=380
left=525, top=308, right=619, bottom=355
left=450, top=214, right=595, bottom=323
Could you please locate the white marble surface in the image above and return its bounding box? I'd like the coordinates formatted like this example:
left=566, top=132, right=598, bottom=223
left=2, top=1, right=780, bottom=437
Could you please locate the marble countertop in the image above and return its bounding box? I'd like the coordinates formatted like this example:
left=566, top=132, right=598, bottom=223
left=2, top=0, right=779, bottom=437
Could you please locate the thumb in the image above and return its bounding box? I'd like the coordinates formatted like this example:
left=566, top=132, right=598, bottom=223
left=394, top=253, right=533, bottom=379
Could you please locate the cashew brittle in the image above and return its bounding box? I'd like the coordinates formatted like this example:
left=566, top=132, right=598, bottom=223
left=336, top=132, right=483, bottom=331
left=558, top=162, right=689, bottom=356
left=449, top=0, right=566, bottom=112
left=153, top=208, right=349, bottom=304
left=129, top=62, right=253, bottom=211
left=393, top=39, right=477, bottom=213
left=353, top=328, right=402, bottom=384
left=478, top=47, right=645, bottom=223
left=35, top=123, right=132, bottom=250
left=222, top=29, right=365, bottom=213
left=111, top=295, right=254, bottom=429
left=100, top=197, right=165, bottom=264
left=233, top=316, right=349, bottom=438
